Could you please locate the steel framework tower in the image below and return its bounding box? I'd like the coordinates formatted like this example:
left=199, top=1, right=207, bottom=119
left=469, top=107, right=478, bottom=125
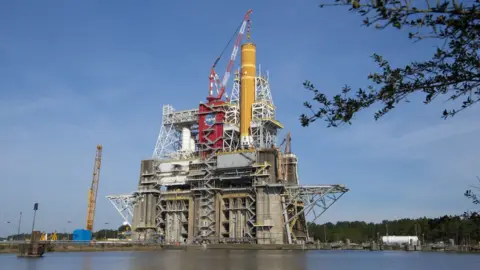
left=106, top=9, right=349, bottom=244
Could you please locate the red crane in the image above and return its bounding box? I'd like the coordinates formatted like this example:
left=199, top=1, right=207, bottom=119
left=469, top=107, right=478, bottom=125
left=207, top=9, right=252, bottom=102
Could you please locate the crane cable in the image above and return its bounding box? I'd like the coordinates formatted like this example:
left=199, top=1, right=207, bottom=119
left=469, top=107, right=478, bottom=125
left=213, top=22, right=242, bottom=68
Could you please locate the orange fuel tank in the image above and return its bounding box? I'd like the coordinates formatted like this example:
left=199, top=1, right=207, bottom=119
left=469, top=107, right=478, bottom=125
left=240, top=42, right=256, bottom=147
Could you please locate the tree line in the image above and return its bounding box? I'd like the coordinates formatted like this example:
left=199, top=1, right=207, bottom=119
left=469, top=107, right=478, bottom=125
left=1, top=224, right=131, bottom=241
left=307, top=212, right=480, bottom=245
left=3, top=214, right=480, bottom=244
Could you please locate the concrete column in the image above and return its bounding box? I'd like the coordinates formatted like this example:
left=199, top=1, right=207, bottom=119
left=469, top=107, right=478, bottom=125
left=236, top=200, right=242, bottom=239
left=188, top=198, right=194, bottom=243
left=147, top=193, right=156, bottom=228
left=268, top=189, right=285, bottom=244
left=193, top=197, right=200, bottom=238
left=229, top=198, right=234, bottom=238
left=256, top=187, right=265, bottom=244
left=215, top=192, right=222, bottom=242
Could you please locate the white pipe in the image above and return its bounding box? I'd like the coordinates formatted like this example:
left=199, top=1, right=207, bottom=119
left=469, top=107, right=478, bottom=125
left=189, top=138, right=195, bottom=151
left=181, top=128, right=191, bottom=151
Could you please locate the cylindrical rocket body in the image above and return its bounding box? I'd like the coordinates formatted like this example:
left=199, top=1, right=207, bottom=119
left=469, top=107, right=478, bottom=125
left=181, top=127, right=191, bottom=151
left=240, top=43, right=256, bottom=147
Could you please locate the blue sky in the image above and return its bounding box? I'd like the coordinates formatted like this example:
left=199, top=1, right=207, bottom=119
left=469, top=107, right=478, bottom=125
left=1, top=0, right=478, bottom=236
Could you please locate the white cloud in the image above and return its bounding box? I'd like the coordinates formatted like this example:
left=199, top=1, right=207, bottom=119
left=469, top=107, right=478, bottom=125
left=321, top=104, right=480, bottom=160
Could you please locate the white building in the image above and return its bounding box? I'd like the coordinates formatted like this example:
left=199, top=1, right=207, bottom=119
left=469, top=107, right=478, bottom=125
left=382, top=236, right=419, bottom=245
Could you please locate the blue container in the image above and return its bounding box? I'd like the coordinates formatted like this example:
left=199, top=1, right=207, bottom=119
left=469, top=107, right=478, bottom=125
left=72, top=229, right=92, bottom=241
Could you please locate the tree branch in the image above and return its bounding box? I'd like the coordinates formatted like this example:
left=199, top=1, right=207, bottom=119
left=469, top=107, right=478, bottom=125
left=301, top=0, right=480, bottom=127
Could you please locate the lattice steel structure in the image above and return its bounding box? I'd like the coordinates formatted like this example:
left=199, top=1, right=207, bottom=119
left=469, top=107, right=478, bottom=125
left=251, top=75, right=282, bottom=148
left=282, top=185, right=349, bottom=244
left=152, top=105, right=199, bottom=159
left=114, top=44, right=350, bottom=244
left=106, top=194, right=137, bottom=226
left=229, top=70, right=241, bottom=105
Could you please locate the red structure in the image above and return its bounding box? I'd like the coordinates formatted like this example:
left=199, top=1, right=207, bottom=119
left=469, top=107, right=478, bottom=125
left=198, top=101, right=225, bottom=158
left=198, top=10, right=253, bottom=159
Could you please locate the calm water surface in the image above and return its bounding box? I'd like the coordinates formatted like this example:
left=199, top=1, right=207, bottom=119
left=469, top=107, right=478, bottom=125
left=1, top=250, right=479, bottom=270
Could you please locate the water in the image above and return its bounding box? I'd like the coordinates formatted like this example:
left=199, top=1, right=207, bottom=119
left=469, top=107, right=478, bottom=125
left=1, top=250, right=479, bottom=270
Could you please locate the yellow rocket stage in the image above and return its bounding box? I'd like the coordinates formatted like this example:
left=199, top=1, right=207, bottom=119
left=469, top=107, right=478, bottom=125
left=240, top=42, right=256, bottom=147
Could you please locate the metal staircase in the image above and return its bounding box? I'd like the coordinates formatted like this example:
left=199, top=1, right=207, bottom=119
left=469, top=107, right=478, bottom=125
left=195, top=104, right=225, bottom=241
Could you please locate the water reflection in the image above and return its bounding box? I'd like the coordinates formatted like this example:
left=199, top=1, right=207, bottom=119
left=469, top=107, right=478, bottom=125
left=128, top=250, right=307, bottom=270
left=25, top=257, right=43, bottom=270
left=82, top=254, right=91, bottom=270
left=1, top=249, right=479, bottom=270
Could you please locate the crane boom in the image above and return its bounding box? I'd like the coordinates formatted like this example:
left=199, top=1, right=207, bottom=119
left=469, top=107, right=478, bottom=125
left=86, top=144, right=103, bottom=232
left=285, top=132, right=291, bottom=154
left=279, top=132, right=292, bottom=154
left=208, top=9, right=252, bottom=101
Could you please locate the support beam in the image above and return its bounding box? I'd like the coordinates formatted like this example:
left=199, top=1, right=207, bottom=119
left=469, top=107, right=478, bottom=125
left=283, top=185, right=348, bottom=242
left=106, top=194, right=137, bottom=226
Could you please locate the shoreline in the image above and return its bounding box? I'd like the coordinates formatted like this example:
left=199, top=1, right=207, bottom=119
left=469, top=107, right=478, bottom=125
left=1, top=243, right=480, bottom=255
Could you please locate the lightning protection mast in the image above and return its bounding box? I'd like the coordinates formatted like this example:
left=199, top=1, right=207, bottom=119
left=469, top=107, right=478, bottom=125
left=86, top=144, right=103, bottom=232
